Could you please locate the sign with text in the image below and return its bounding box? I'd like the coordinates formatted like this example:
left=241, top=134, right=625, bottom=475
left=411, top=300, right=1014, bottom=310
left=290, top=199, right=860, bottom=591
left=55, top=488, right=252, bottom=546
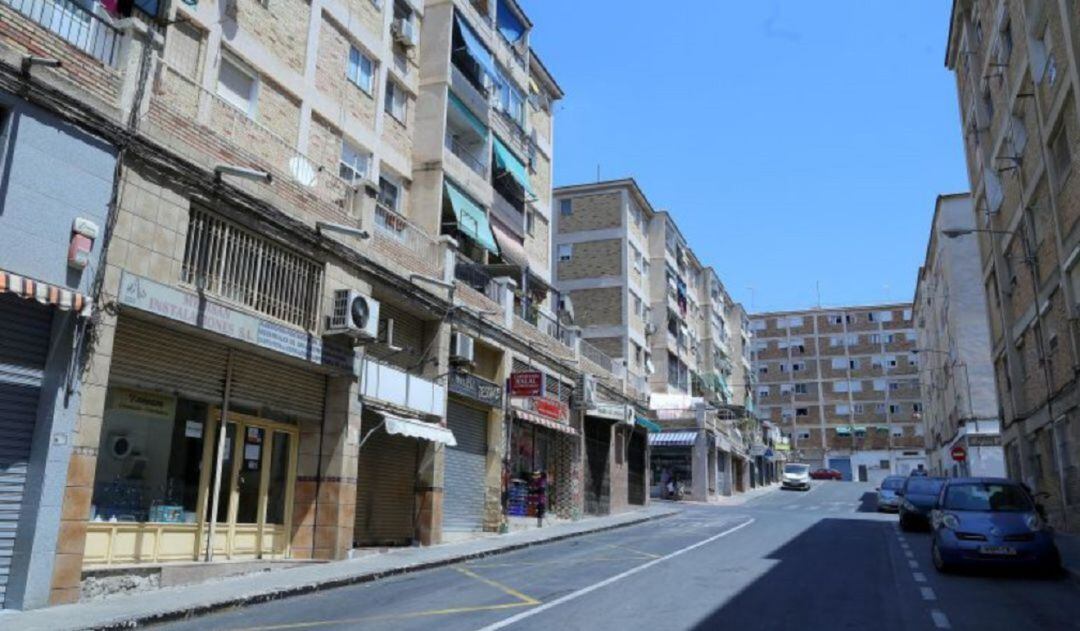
left=509, top=371, right=545, bottom=397
left=533, top=396, right=566, bottom=421
left=108, top=387, right=176, bottom=420
left=587, top=402, right=632, bottom=424
left=448, top=370, right=503, bottom=408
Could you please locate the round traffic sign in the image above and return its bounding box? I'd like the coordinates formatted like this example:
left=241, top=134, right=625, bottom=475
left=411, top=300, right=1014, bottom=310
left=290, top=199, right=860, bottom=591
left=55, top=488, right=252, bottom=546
left=951, top=445, right=967, bottom=462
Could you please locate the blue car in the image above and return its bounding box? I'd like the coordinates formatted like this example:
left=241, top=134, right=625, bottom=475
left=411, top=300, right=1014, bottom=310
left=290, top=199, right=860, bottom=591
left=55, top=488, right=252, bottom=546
left=898, top=476, right=946, bottom=530
left=930, top=478, right=1062, bottom=574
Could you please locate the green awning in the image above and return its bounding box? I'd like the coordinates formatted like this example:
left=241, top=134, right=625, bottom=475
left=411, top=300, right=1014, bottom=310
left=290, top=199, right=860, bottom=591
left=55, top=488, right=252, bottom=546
left=445, top=180, right=499, bottom=255
left=492, top=136, right=534, bottom=198
left=835, top=426, right=851, bottom=436
left=853, top=426, right=867, bottom=434
left=448, top=90, right=487, bottom=138
left=636, top=416, right=662, bottom=433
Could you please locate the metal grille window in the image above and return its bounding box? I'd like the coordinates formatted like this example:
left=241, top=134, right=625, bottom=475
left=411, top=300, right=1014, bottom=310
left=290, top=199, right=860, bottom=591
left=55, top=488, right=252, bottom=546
left=181, top=207, right=323, bottom=330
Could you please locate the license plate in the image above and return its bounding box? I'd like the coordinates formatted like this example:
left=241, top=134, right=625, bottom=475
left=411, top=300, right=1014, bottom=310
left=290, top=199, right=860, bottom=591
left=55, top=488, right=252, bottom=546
left=979, top=546, right=1017, bottom=556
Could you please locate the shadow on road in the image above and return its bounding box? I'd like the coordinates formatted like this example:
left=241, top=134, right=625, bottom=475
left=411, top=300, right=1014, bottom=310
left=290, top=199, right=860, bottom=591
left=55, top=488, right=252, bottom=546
left=856, top=492, right=879, bottom=513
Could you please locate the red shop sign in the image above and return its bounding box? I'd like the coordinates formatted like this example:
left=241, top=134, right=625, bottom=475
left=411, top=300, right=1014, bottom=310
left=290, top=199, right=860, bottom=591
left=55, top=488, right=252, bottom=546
left=533, top=397, right=566, bottom=421
left=509, top=371, right=545, bottom=397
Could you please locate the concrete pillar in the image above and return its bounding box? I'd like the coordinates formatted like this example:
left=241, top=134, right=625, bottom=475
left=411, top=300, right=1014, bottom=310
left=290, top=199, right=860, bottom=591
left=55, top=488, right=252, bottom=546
left=483, top=349, right=512, bottom=532
left=493, top=277, right=517, bottom=328
left=721, top=451, right=733, bottom=496
left=438, top=235, right=458, bottom=285
left=417, top=317, right=452, bottom=545
left=691, top=430, right=709, bottom=502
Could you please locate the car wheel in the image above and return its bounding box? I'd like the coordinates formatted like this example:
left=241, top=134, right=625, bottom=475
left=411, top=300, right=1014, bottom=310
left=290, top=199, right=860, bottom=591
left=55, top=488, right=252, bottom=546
left=932, top=540, right=951, bottom=573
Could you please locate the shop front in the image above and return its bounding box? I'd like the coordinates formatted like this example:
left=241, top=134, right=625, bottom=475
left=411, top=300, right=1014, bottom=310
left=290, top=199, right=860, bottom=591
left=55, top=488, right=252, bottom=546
left=443, top=363, right=505, bottom=535
left=508, top=396, right=578, bottom=522
left=585, top=400, right=636, bottom=514
left=649, top=431, right=697, bottom=499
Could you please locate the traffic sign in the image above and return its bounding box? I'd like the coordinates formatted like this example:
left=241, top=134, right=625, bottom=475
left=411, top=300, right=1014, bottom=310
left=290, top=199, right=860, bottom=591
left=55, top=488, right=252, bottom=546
left=951, top=445, right=967, bottom=462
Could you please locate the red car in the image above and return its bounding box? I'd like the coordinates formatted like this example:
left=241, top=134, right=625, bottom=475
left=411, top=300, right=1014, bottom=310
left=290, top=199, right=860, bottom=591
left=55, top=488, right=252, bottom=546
left=810, top=468, right=843, bottom=480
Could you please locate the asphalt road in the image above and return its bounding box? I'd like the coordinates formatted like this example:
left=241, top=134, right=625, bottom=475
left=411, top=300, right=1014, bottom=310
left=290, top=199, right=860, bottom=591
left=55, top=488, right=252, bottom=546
left=156, top=482, right=1080, bottom=631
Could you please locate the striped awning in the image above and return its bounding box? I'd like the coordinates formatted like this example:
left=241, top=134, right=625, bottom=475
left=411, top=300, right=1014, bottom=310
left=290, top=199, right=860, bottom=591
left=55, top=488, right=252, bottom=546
left=649, top=431, right=697, bottom=447
left=0, top=269, right=91, bottom=316
left=512, top=408, right=578, bottom=436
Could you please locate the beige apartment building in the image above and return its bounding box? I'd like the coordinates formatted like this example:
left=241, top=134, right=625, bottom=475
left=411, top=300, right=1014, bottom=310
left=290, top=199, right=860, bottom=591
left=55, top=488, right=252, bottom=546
left=945, top=0, right=1080, bottom=530
left=914, top=193, right=1004, bottom=478
left=751, top=304, right=927, bottom=482
left=0, top=0, right=653, bottom=609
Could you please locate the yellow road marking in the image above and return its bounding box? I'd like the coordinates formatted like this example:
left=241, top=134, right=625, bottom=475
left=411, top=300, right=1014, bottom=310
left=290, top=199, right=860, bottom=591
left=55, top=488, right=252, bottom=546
left=603, top=543, right=660, bottom=559
left=468, top=555, right=640, bottom=569
left=232, top=567, right=541, bottom=630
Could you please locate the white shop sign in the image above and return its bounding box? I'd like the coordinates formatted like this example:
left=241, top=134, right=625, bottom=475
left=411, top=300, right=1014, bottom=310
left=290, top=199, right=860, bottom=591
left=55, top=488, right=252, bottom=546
left=587, top=402, right=633, bottom=424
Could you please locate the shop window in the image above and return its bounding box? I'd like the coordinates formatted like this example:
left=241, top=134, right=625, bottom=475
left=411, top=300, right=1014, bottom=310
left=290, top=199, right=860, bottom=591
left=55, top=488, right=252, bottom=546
left=92, top=390, right=208, bottom=523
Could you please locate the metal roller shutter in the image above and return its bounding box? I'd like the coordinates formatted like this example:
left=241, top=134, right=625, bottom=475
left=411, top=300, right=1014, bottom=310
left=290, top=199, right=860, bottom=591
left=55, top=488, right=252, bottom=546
left=0, top=296, right=52, bottom=607
left=354, top=410, right=418, bottom=546
left=230, top=351, right=325, bottom=421
left=110, top=317, right=227, bottom=402
left=443, top=401, right=488, bottom=532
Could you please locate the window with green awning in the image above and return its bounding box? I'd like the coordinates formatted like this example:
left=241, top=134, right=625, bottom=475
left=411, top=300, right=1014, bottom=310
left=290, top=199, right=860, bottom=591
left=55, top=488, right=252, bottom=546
left=444, top=180, right=499, bottom=255
left=448, top=90, right=488, bottom=138
left=492, top=136, right=534, bottom=198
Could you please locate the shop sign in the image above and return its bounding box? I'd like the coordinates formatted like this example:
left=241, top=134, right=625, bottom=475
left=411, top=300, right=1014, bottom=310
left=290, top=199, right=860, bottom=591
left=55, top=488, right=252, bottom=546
left=108, top=387, right=176, bottom=420
left=587, top=402, right=632, bottom=424
left=533, top=397, right=566, bottom=420
left=967, top=434, right=1002, bottom=447
left=119, top=272, right=355, bottom=373
left=448, top=370, right=503, bottom=407
left=509, top=371, right=545, bottom=397
left=749, top=444, right=766, bottom=457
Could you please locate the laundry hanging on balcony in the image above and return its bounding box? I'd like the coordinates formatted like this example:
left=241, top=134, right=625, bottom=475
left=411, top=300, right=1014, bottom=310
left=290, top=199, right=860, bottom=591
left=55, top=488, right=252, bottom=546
left=492, top=136, right=535, bottom=198
left=445, top=180, right=500, bottom=255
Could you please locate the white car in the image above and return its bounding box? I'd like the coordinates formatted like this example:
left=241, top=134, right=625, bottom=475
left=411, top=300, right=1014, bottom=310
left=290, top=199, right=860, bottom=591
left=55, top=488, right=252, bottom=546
left=782, top=463, right=812, bottom=491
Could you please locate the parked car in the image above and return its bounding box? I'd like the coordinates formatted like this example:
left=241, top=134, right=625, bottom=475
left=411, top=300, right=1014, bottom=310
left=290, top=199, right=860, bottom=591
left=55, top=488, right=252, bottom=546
left=930, top=478, right=1062, bottom=574
left=876, top=476, right=906, bottom=512
left=781, top=463, right=812, bottom=491
left=810, top=468, right=843, bottom=480
left=898, top=476, right=947, bottom=530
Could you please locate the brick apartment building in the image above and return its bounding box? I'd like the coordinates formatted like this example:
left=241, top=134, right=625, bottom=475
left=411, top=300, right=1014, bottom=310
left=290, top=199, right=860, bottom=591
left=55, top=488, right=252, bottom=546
left=750, top=304, right=927, bottom=482
left=945, top=0, right=1080, bottom=530
left=0, top=0, right=656, bottom=610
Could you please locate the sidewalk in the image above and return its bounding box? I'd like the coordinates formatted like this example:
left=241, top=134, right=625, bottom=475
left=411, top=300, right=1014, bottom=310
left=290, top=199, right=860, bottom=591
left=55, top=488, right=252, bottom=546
left=2, top=505, right=678, bottom=631
left=1058, top=532, right=1080, bottom=584
left=712, top=482, right=781, bottom=506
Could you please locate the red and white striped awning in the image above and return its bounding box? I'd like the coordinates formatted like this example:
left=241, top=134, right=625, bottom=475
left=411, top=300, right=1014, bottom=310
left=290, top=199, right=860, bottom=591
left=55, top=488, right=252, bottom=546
left=0, top=270, right=91, bottom=316
left=512, top=408, right=578, bottom=436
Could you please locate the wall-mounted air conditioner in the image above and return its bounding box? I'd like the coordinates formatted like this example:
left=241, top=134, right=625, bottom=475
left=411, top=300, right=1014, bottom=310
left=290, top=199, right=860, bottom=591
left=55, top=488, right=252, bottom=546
left=392, top=18, right=419, bottom=48
left=450, top=332, right=475, bottom=364
left=326, top=290, right=380, bottom=341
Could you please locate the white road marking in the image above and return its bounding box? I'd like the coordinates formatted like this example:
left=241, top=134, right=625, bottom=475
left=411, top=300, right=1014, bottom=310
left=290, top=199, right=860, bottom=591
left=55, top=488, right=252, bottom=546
left=904, top=550, right=914, bottom=558
left=921, top=587, right=936, bottom=601
left=913, top=572, right=927, bottom=583
left=474, top=518, right=756, bottom=631
left=931, top=609, right=951, bottom=629
left=908, top=560, right=919, bottom=569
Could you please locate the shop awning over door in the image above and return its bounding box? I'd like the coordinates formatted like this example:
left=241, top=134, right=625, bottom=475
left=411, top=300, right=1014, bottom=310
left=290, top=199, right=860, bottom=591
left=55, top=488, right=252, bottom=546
left=0, top=269, right=90, bottom=316
left=381, top=412, right=457, bottom=446
left=648, top=431, right=697, bottom=447
left=492, top=137, right=534, bottom=198
left=445, top=180, right=499, bottom=255
left=512, top=408, right=578, bottom=436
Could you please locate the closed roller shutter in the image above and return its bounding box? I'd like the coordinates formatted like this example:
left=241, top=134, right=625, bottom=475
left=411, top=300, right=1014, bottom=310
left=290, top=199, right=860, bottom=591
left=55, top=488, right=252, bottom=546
left=231, top=351, right=325, bottom=421
left=443, top=401, right=488, bottom=532
left=0, top=296, right=52, bottom=607
left=111, top=317, right=227, bottom=402
left=354, top=410, right=418, bottom=546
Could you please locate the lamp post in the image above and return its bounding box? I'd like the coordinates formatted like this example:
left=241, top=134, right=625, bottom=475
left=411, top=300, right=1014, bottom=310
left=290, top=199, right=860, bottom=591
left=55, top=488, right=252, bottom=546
left=941, top=227, right=1069, bottom=527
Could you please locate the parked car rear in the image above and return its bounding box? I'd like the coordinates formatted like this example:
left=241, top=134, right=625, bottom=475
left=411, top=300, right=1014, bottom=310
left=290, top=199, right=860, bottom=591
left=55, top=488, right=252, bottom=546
left=931, top=478, right=1061, bottom=574
left=876, top=476, right=906, bottom=512
left=899, top=476, right=946, bottom=530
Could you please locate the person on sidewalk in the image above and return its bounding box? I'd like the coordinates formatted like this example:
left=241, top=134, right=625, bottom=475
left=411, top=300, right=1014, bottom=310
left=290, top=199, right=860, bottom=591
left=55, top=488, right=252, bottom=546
left=531, top=471, right=548, bottom=527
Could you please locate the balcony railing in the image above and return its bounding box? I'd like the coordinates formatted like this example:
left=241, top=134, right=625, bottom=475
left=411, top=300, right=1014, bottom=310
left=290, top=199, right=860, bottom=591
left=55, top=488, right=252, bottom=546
left=455, top=258, right=504, bottom=304
left=4, top=0, right=121, bottom=67
left=527, top=308, right=573, bottom=348
left=445, top=133, right=487, bottom=176
left=580, top=339, right=614, bottom=373
left=373, top=203, right=440, bottom=266
left=360, top=357, right=446, bottom=418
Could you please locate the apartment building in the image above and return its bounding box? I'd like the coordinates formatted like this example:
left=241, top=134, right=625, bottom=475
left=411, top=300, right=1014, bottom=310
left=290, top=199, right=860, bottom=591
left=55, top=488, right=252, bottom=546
left=915, top=194, right=1004, bottom=478
left=0, top=0, right=653, bottom=610
left=945, top=0, right=1080, bottom=530
left=750, top=304, right=927, bottom=482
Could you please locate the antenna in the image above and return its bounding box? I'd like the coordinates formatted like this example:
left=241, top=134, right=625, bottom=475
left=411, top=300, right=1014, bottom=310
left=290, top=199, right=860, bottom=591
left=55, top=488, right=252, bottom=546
left=596, top=164, right=600, bottom=182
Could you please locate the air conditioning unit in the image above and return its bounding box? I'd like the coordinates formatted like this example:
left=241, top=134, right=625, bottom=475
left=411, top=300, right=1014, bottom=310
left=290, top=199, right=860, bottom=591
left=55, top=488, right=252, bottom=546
left=392, top=18, right=419, bottom=48
left=449, top=332, right=475, bottom=365
left=645, top=322, right=658, bottom=336
left=326, top=290, right=380, bottom=341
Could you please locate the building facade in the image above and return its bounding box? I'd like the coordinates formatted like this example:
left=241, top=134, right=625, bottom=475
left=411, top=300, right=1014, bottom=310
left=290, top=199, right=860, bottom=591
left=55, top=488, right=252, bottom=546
left=914, top=193, right=1005, bottom=477
left=0, top=0, right=652, bottom=610
left=751, top=304, right=927, bottom=482
left=945, top=0, right=1080, bottom=530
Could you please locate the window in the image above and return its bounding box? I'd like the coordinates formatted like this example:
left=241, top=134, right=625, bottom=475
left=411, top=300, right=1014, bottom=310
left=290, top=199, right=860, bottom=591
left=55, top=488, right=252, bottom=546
left=888, top=356, right=898, bottom=368
left=875, top=403, right=887, bottom=414
left=780, top=384, right=793, bottom=395
left=889, top=381, right=900, bottom=391
left=794, top=383, right=808, bottom=394
left=339, top=140, right=371, bottom=184
left=377, top=175, right=400, bottom=212
left=560, top=199, right=573, bottom=216
left=853, top=403, right=864, bottom=414
left=873, top=379, right=887, bottom=391
left=632, top=293, right=643, bottom=318
left=836, top=404, right=850, bottom=415
left=347, top=46, right=375, bottom=94
left=750, top=320, right=766, bottom=331
left=759, top=366, right=768, bottom=375
left=867, top=311, right=876, bottom=322
left=903, top=309, right=912, bottom=320
left=796, top=430, right=811, bottom=440
left=793, top=362, right=806, bottom=372
left=1050, top=121, right=1072, bottom=186
left=831, top=358, right=847, bottom=370
left=879, top=310, right=893, bottom=322
left=384, top=79, right=407, bottom=122
left=525, top=209, right=536, bottom=236
left=891, top=426, right=904, bottom=437
left=830, top=335, right=844, bottom=347
left=834, top=381, right=849, bottom=393
left=829, top=314, right=843, bottom=325
left=888, top=404, right=901, bottom=414
left=165, top=20, right=204, bottom=80
left=796, top=408, right=808, bottom=417
left=758, top=387, right=770, bottom=399
left=217, top=53, right=257, bottom=115
left=849, top=359, right=858, bottom=370
left=779, top=363, right=789, bottom=373
left=632, top=247, right=643, bottom=273
left=555, top=244, right=573, bottom=261
left=869, top=334, right=882, bottom=344
left=913, top=403, right=923, bottom=413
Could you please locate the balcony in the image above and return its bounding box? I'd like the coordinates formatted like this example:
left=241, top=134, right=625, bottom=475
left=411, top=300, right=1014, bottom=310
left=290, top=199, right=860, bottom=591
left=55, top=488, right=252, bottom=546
left=370, top=203, right=442, bottom=273
left=360, top=357, right=446, bottom=418
left=526, top=308, right=574, bottom=349
left=580, top=339, right=614, bottom=373
left=455, top=257, right=505, bottom=304
left=4, top=0, right=121, bottom=67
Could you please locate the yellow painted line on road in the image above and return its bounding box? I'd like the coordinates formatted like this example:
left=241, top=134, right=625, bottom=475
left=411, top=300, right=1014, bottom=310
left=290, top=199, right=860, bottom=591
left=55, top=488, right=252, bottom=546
left=232, top=567, right=541, bottom=631
left=603, top=543, right=660, bottom=559
left=470, top=555, right=642, bottom=569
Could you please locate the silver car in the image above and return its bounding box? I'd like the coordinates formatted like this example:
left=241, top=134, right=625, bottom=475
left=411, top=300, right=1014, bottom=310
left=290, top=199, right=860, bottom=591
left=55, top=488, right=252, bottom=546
left=782, top=463, right=812, bottom=491
left=876, top=475, right=906, bottom=512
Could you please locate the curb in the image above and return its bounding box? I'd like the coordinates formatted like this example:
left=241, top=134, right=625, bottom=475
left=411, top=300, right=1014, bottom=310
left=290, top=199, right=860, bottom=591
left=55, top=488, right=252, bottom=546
left=82, top=509, right=680, bottom=630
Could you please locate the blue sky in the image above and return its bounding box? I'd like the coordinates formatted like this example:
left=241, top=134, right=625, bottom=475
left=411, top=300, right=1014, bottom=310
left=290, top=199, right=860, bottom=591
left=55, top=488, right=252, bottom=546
left=524, top=1, right=968, bottom=313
